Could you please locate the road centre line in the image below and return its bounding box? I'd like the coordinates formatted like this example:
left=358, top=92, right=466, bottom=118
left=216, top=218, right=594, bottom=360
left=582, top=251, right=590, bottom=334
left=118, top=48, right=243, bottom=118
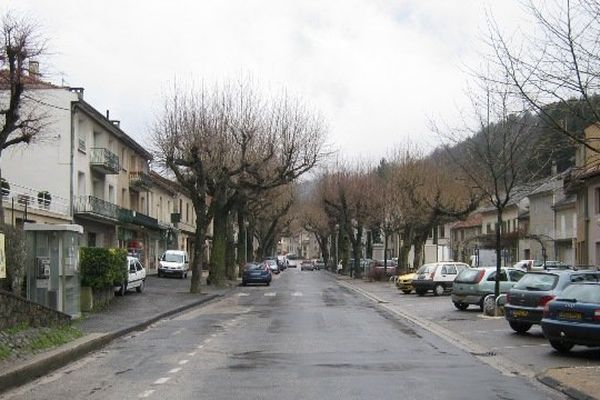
left=197, top=344, right=205, bottom=349
left=178, top=359, right=189, bottom=365
left=139, top=389, right=155, bottom=398
left=169, top=368, right=182, bottom=374
left=188, top=351, right=197, bottom=356
left=153, top=377, right=170, bottom=385
left=264, top=292, right=276, bottom=297
left=291, top=292, right=303, bottom=296
left=238, top=293, right=249, bottom=297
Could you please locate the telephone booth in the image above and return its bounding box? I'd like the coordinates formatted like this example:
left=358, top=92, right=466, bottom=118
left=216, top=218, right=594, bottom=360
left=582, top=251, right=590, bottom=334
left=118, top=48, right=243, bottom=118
left=24, top=223, right=83, bottom=318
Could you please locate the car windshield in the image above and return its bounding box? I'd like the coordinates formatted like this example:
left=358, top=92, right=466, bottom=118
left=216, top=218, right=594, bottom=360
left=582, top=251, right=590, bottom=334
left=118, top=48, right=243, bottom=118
left=265, top=260, right=276, bottom=265
left=558, top=284, right=600, bottom=303
left=163, top=253, right=183, bottom=263
left=513, top=273, right=558, bottom=291
left=416, top=264, right=435, bottom=274
left=455, top=268, right=483, bottom=283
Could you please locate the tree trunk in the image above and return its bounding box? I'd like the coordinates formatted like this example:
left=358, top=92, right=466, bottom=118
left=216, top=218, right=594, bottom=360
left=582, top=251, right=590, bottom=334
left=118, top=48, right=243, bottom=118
left=236, top=211, right=245, bottom=266
left=225, top=213, right=237, bottom=280
left=209, top=201, right=228, bottom=286
left=0, top=167, right=5, bottom=224
left=495, top=209, right=503, bottom=300
left=366, top=230, right=373, bottom=259
left=190, top=220, right=206, bottom=293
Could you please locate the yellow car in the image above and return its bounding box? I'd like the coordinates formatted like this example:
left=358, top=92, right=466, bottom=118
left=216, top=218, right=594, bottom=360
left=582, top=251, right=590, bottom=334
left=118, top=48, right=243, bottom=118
left=396, top=272, right=416, bottom=294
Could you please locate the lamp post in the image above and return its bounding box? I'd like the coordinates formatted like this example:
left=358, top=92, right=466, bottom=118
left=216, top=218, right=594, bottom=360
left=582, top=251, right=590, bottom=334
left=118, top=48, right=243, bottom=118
left=335, top=223, right=339, bottom=270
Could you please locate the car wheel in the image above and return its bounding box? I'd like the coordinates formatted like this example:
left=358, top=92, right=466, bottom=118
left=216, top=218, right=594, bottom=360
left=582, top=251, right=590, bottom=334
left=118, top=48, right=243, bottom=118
left=508, top=320, right=532, bottom=333
left=242, top=281, right=247, bottom=286
left=433, top=284, right=445, bottom=296
left=157, top=271, right=162, bottom=278
left=266, top=281, right=270, bottom=286
left=402, top=289, right=412, bottom=295
left=118, top=281, right=127, bottom=296
left=549, top=340, right=574, bottom=353
left=184, top=271, right=188, bottom=279
left=453, top=301, right=468, bottom=310
left=136, top=280, right=144, bottom=293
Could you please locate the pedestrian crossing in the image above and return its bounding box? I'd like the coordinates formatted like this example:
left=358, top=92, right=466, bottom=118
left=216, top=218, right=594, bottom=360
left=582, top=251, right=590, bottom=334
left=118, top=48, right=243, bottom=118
left=236, top=291, right=304, bottom=297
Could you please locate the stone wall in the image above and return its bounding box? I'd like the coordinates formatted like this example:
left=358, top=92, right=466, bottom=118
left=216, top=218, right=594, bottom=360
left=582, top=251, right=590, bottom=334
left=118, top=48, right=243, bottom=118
left=0, top=289, right=70, bottom=330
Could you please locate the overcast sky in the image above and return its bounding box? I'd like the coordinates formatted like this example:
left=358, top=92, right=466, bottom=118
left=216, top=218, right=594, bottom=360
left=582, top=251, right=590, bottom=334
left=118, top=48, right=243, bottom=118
left=2, top=1, right=525, bottom=161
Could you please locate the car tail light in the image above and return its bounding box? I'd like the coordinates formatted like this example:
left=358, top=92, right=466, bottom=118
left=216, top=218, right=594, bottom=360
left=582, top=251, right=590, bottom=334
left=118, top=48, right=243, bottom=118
left=473, top=270, right=485, bottom=284
left=543, top=302, right=551, bottom=317
left=594, top=309, right=600, bottom=321
left=538, top=295, right=555, bottom=307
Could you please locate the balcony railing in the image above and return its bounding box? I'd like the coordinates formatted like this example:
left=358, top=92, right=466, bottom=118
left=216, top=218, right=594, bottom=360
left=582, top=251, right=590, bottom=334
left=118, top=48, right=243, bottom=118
left=129, top=171, right=153, bottom=190
left=1, top=181, right=69, bottom=216
left=74, top=195, right=119, bottom=220
left=90, top=147, right=120, bottom=175
left=119, top=208, right=159, bottom=229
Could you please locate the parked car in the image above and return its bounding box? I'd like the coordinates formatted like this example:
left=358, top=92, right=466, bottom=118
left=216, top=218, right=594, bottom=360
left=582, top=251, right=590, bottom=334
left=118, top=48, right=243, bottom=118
left=452, top=267, right=526, bottom=311
left=286, top=253, right=300, bottom=268
left=412, top=262, right=470, bottom=296
left=541, top=282, right=600, bottom=353
left=115, top=256, right=146, bottom=296
left=505, top=269, right=600, bottom=333
left=512, top=260, right=544, bottom=271
left=276, top=255, right=288, bottom=270
left=158, top=250, right=190, bottom=279
left=242, top=263, right=272, bottom=286
left=264, top=259, right=280, bottom=274
left=300, top=260, right=314, bottom=271
left=396, top=272, right=417, bottom=294
left=371, top=260, right=397, bottom=277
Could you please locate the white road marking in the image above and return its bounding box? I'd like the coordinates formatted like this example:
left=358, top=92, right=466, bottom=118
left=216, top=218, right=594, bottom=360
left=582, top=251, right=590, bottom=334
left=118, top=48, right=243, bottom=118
left=178, top=359, right=189, bottom=365
left=172, top=328, right=184, bottom=336
left=188, top=351, right=197, bottom=356
left=139, top=389, right=155, bottom=398
left=197, top=344, right=205, bottom=349
left=204, top=338, right=212, bottom=343
left=211, top=333, right=217, bottom=337
left=238, top=293, right=250, bottom=297
left=169, top=368, right=182, bottom=374
left=292, top=292, right=303, bottom=296
left=264, top=292, right=276, bottom=297
left=153, top=377, right=170, bottom=385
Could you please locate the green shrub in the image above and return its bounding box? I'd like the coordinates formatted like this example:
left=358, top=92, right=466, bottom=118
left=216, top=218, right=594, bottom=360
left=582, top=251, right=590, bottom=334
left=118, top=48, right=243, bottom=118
left=0, top=223, right=27, bottom=296
left=80, top=247, right=127, bottom=290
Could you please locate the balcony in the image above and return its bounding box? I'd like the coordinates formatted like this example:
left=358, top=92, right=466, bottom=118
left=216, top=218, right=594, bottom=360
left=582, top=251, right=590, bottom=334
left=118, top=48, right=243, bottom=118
left=74, top=195, right=119, bottom=221
left=119, top=208, right=159, bottom=230
left=129, top=171, right=152, bottom=190
left=90, top=148, right=120, bottom=175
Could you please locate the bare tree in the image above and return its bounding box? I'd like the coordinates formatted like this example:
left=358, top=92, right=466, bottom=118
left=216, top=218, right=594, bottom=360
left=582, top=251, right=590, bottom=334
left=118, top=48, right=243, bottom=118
left=434, top=75, right=546, bottom=303
left=0, top=12, right=48, bottom=222
left=488, top=0, right=600, bottom=152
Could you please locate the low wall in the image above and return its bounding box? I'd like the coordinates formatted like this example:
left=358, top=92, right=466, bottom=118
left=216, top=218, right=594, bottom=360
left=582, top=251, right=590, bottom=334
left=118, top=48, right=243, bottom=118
left=0, top=289, right=71, bottom=330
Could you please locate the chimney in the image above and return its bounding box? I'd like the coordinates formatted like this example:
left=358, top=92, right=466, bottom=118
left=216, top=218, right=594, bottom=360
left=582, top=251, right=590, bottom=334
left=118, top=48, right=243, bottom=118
left=106, top=110, right=110, bottom=119
left=28, top=60, right=39, bottom=77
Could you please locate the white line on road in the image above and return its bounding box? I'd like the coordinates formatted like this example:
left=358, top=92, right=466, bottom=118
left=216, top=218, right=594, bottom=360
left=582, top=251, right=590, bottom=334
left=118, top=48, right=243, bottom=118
left=291, top=292, right=303, bottom=296
left=264, top=292, right=276, bottom=297
left=188, top=351, right=197, bottom=356
left=139, top=389, right=155, bottom=398
left=169, top=368, right=182, bottom=374
left=178, top=359, right=189, bottom=365
left=197, top=344, right=205, bottom=349
left=172, top=328, right=184, bottom=336
left=238, top=293, right=249, bottom=297
left=153, top=377, right=170, bottom=385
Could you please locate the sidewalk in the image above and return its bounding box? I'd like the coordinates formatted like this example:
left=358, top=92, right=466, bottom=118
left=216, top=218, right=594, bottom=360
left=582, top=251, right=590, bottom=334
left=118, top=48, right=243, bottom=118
left=333, top=273, right=600, bottom=400
left=0, top=274, right=236, bottom=394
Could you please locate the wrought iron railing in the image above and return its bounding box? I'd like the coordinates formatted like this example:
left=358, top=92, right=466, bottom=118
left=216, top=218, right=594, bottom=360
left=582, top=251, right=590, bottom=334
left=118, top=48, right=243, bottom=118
left=129, top=171, right=152, bottom=189
left=90, top=147, right=120, bottom=174
left=74, top=195, right=119, bottom=220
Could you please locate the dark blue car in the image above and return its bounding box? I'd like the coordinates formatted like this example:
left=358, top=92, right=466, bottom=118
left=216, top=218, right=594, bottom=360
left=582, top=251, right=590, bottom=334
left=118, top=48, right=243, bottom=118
left=242, top=263, right=272, bottom=286
left=541, top=282, right=600, bottom=353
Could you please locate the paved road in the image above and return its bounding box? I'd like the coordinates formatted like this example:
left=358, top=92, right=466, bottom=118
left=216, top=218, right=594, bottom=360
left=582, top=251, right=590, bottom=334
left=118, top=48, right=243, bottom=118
left=352, top=282, right=600, bottom=375
left=3, top=269, right=566, bottom=400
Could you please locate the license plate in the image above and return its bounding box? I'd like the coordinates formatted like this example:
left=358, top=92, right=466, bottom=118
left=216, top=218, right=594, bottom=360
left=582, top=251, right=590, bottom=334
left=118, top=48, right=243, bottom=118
left=559, top=311, right=582, bottom=320
left=513, top=310, right=528, bottom=318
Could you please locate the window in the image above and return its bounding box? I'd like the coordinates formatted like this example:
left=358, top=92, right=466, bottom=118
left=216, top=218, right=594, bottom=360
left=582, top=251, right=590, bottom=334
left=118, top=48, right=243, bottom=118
left=439, top=225, right=445, bottom=238
left=487, top=270, right=508, bottom=282
left=88, top=232, right=97, bottom=247
left=444, top=265, right=457, bottom=275
left=595, top=187, right=600, bottom=214
left=186, top=202, right=190, bottom=223
left=121, top=148, right=127, bottom=170
left=508, top=270, right=525, bottom=282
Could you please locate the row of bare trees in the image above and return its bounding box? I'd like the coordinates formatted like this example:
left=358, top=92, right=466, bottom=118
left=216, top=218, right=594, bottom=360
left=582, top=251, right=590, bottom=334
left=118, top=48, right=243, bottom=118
left=151, top=81, right=327, bottom=292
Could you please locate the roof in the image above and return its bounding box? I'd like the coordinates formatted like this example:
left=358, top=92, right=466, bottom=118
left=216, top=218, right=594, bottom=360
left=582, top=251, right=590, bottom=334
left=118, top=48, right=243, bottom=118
left=451, top=213, right=482, bottom=229
left=0, top=69, right=60, bottom=90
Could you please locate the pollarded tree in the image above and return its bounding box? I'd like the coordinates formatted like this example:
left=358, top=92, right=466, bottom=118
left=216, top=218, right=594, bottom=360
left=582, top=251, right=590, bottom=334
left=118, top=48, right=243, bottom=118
left=0, top=12, right=48, bottom=222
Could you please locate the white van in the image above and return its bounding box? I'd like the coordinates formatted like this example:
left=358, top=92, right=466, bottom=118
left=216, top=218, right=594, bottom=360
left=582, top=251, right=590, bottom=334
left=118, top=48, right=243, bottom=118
left=158, top=250, right=190, bottom=278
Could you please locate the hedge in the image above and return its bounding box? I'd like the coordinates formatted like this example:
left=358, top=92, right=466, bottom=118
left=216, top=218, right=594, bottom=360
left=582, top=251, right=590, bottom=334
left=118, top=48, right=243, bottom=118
left=80, top=247, right=127, bottom=290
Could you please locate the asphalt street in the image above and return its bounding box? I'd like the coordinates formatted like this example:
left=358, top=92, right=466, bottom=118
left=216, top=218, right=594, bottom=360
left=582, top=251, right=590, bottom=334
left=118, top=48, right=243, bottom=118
left=3, top=269, right=567, bottom=400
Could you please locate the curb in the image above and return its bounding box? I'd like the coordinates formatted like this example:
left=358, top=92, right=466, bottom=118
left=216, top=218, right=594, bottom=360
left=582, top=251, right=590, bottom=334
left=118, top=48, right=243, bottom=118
left=537, top=372, right=598, bottom=400
left=0, top=292, right=223, bottom=395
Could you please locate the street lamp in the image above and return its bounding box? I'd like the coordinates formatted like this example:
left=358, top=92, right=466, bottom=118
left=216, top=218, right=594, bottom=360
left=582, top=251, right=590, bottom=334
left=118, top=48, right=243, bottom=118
left=335, top=223, right=339, bottom=269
